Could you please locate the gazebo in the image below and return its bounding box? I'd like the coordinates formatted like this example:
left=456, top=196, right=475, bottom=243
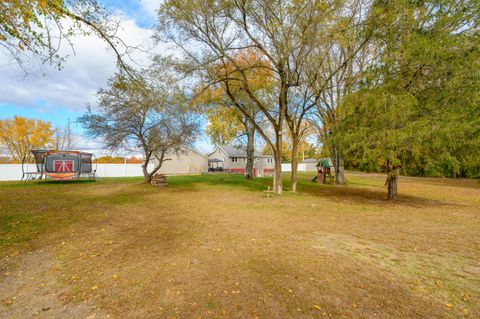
left=208, top=158, right=224, bottom=172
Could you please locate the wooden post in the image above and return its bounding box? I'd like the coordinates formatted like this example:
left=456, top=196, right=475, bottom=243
left=317, top=167, right=325, bottom=184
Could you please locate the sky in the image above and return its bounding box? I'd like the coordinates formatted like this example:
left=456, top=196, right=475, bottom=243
left=0, top=0, right=213, bottom=156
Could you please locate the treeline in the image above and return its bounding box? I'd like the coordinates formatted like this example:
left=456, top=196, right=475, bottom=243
left=0, top=116, right=77, bottom=163
left=94, top=156, right=143, bottom=164
left=334, top=1, right=480, bottom=184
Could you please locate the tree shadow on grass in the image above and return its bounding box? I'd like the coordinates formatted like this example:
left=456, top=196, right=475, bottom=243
left=164, top=173, right=456, bottom=208
left=167, top=173, right=273, bottom=192
left=5, top=173, right=460, bottom=209
left=296, top=179, right=463, bottom=209
left=346, top=171, right=480, bottom=190
left=0, top=179, right=101, bottom=190
left=403, top=176, right=480, bottom=190
left=0, top=177, right=146, bottom=189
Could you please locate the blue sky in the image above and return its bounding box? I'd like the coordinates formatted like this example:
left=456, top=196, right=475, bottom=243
left=0, top=1, right=213, bottom=154
left=98, top=0, right=157, bottom=28
left=0, top=102, right=82, bottom=128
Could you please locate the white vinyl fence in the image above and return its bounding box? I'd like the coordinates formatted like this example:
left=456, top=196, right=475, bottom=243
left=1, top=163, right=316, bottom=181
left=0, top=164, right=153, bottom=181
left=281, top=163, right=310, bottom=172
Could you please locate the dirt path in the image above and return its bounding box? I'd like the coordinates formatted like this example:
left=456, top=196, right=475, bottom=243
left=0, top=249, right=108, bottom=319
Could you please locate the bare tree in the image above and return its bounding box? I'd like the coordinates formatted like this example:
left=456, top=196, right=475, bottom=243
left=78, top=71, right=200, bottom=183
left=53, top=119, right=79, bottom=150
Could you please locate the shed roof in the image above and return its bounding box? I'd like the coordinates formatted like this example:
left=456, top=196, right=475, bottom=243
left=212, top=144, right=272, bottom=158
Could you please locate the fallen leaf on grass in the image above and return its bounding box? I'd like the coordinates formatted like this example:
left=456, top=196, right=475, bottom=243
left=444, top=303, right=454, bottom=308
left=2, top=298, right=14, bottom=305
left=313, top=305, right=321, bottom=310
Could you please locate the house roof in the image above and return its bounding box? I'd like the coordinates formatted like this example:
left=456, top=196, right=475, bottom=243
left=210, top=144, right=273, bottom=158
left=185, top=146, right=209, bottom=159
left=302, top=158, right=319, bottom=163
left=219, top=144, right=251, bottom=157
left=151, top=146, right=209, bottom=162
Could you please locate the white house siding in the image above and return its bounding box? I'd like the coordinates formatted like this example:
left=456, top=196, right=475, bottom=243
left=228, top=156, right=246, bottom=170
left=207, top=145, right=275, bottom=176
left=259, top=157, right=275, bottom=170
left=155, top=147, right=208, bottom=175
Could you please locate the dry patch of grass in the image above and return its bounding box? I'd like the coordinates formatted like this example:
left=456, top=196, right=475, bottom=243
left=312, top=233, right=479, bottom=306
left=0, top=173, right=479, bottom=318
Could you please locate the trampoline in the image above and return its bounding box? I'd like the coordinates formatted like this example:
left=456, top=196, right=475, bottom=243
left=22, top=150, right=97, bottom=182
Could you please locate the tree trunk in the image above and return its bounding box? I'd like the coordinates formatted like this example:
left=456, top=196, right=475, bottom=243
left=142, top=153, right=164, bottom=184
left=386, top=169, right=398, bottom=200
left=143, top=164, right=153, bottom=183
left=332, top=146, right=345, bottom=185
left=245, top=124, right=255, bottom=179
left=290, top=136, right=300, bottom=192
left=273, top=150, right=283, bottom=195
left=270, top=73, right=287, bottom=195
left=272, top=131, right=283, bottom=194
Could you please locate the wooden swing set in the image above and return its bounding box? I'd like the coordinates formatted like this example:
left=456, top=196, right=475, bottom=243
left=311, top=159, right=334, bottom=184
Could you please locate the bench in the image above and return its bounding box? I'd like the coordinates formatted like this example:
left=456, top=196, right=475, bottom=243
left=263, top=186, right=275, bottom=198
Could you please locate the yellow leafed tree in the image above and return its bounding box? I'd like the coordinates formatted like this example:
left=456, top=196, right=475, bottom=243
left=192, top=49, right=275, bottom=178
left=193, top=48, right=275, bottom=145
left=0, top=116, right=54, bottom=162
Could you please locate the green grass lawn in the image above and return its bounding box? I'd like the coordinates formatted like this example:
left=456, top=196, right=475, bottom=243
left=0, top=172, right=479, bottom=318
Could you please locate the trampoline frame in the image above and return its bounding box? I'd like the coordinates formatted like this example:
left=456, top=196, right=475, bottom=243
left=22, top=150, right=97, bottom=182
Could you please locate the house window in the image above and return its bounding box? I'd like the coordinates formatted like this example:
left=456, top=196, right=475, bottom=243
left=231, top=157, right=238, bottom=163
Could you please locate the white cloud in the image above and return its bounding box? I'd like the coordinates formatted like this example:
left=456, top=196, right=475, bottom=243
left=139, top=0, right=162, bottom=20
left=0, top=7, right=182, bottom=151
left=0, top=17, right=157, bottom=112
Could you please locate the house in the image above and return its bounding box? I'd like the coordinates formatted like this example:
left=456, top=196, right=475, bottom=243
left=153, top=147, right=209, bottom=175
left=207, top=144, right=275, bottom=177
